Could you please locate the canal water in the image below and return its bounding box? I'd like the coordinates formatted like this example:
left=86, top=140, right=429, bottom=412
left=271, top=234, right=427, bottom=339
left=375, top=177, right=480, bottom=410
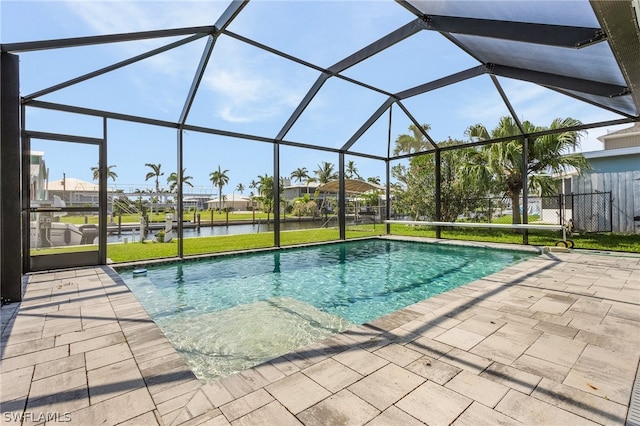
left=106, top=218, right=340, bottom=243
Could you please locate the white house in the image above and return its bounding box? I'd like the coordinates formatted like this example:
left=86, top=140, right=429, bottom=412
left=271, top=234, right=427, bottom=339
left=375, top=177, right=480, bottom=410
left=206, top=194, right=251, bottom=211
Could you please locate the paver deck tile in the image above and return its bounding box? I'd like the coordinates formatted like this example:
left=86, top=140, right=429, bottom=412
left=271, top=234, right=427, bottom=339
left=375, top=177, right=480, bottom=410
left=532, top=377, right=628, bottom=425
left=201, top=381, right=235, bottom=408
left=156, top=389, right=199, bottom=417
left=531, top=312, right=572, bottom=327
left=609, top=303, right=640, bottom=322
left=218, top=371, right=256, bottom=399
left=225, top=370, right=269, bottom=395
left=445, top=370, right=510, bottom=408
left=1, top=326, right=44, bottom=347
left=1, top=344, right=69, bottom=371
left=496, top=389, right=600, bottom=426
left=42, top=318, right=83, bottom=338
left=347, top=363, right=424, bottom=410
left=54, top=322, right=121, bottom=346
left=1, top=336, right=55, bottom=359
left=297, top=389, right=379, bottom=426
left=0, top=365, right=34, bottom=403
left=59, top=388, right=155, bottom=426
left=371, top=342, right=422, bottom=366
left=434, top=327, right=485, bottom=351
left=398, top=317, right=447, bottom=338
left=143, top=366, right=199, bottom=397
left=330, top=347, right=388, bottom=376
left=574, top=344, right=640, bottom=379
left=532, top=320, right=579, bottom=338
left=136, top=350, right=185, bottom=373
left=69, top=331, right=125, bottom=355
left=265, top=355, right=301, bottom=377
left=457, top=315, right=506, bottom=336
left=283, top=346, right=329, bottom=370
left=32, top=353, right=85, bottom=382
left=574, top=329, right=637, bottom=355
left=87, top=358, right=146, bottom=404
left=154, top=379, right=203, bottom=407
left=405, top=335, right=454, bottom=359
left=524, top=333, right=587, bottom=368
left=470, top=333, right=530, bottom=364
left=381, top=326, right=420, bottom=345
left=365, top=406, right=424, bottom=426
left=396, top=380, right=472, bottom=426
left=176, top=388, right=216, bottom=421
left=439, top=347, right=493, bottom=374
left=405, top=355, right=461, bottom=385
left=132, top=342, right=176, bottom=363
left=24, top=385, right=89, bottom=422
left=232, top=401, right=300, bottom=426
left=452, top=401, right=523, bottom=426
left=528, top=295, right=575, bottom=315
left=563, top=364, right=633, bottom=405
left=479, top=362, right=542, bottom=395
left=219, top=389, right=273, bottom=422
left=84, top=341, right=133, bottom=371
left=301, top=358, right=362, bottom=393
left=249, top=360, right=287, bottom=385
left=117, top=411, right=160, bottom=426
left=512, top=354, right=566, bottom=384
left=264, top=372, right=331, bottom=414
left=497, top=311, right=539, bottom=327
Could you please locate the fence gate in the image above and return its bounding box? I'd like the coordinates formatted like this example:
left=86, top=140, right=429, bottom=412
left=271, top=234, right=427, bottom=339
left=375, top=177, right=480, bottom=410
left=566, top=192, right=613, bottom=233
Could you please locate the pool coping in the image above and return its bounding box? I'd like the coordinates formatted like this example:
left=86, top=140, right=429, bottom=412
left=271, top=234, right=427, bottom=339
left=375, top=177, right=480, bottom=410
left=2, top=238, right=639, bottom=425
left=111, top=235, right=542, bottom=272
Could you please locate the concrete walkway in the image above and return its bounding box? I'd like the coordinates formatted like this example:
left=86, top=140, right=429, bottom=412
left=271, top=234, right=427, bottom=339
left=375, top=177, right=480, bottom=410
left=1, top=245, right=639, bottom=425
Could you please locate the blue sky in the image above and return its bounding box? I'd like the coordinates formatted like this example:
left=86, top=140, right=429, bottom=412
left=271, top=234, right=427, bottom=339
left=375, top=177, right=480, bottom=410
left=2, top=0, right=628, bottom=196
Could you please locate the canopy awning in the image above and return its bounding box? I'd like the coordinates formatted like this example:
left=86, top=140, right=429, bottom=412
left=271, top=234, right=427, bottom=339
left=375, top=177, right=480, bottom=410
left=316, top=179, right=385, bottom=194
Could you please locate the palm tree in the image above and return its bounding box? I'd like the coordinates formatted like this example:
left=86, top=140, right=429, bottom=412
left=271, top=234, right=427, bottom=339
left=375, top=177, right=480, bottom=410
left=314, top=161, right=338, bottom=184
left=144, top=163, right=164, bottom=193
left=290, top=167, right=309, bottom=184
left=463, top=116, right=589, bottom=225
left=248, top=179, right=259, bottom=215
left=235, top=183, right=245, bottom=194
left=393, top=124, right=432, bottom=156
left=256, top=173, right=274, bottom=221
left=345, top=160, right=360, bottom=180
left=367, top=176, right=381, bottom=185
left=167, top=168, right=193, bottom=193
left=209, top=165, right=230, bottom=211
left=91, top=164, right=118, bottom=182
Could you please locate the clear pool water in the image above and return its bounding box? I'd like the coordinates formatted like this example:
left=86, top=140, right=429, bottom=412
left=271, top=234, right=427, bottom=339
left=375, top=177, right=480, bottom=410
left=122, top=239, right=533, bottom=381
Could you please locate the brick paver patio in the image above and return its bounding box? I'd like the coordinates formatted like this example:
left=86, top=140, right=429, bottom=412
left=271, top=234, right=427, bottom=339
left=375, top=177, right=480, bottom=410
left=2, top=239, right=639, bottom=425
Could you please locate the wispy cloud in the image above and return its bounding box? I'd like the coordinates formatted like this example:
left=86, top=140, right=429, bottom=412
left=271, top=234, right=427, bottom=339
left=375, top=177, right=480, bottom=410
left=65, top=1, right=224, bottom=35
left=63, top=1, right=223, bottom=73
left=203, top=64, right=305, bottom=124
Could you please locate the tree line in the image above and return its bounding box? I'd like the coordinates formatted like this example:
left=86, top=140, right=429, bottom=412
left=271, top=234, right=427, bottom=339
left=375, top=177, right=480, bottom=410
left=392, top=116, right=589, bottom=224
left=91, top=115, right=588, bottom=224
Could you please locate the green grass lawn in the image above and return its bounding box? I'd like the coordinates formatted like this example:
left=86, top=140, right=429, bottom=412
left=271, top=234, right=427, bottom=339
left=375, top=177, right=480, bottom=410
left=388, top=224, right=640, bottom=252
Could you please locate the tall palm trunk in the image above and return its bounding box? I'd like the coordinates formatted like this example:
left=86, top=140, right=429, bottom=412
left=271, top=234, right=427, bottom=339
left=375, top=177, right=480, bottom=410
left=510, top=192, right=521, bottom=226
left=219, top=184, right=223, bottom=211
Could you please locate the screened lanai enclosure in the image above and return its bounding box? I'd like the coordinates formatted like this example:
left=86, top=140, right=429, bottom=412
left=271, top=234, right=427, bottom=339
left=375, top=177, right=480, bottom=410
left=1, top=0, right=639, bottom=301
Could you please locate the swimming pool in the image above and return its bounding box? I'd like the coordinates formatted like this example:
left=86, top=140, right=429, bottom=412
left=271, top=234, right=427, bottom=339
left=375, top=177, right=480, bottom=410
left=122, top=239, right=534, bottom=381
